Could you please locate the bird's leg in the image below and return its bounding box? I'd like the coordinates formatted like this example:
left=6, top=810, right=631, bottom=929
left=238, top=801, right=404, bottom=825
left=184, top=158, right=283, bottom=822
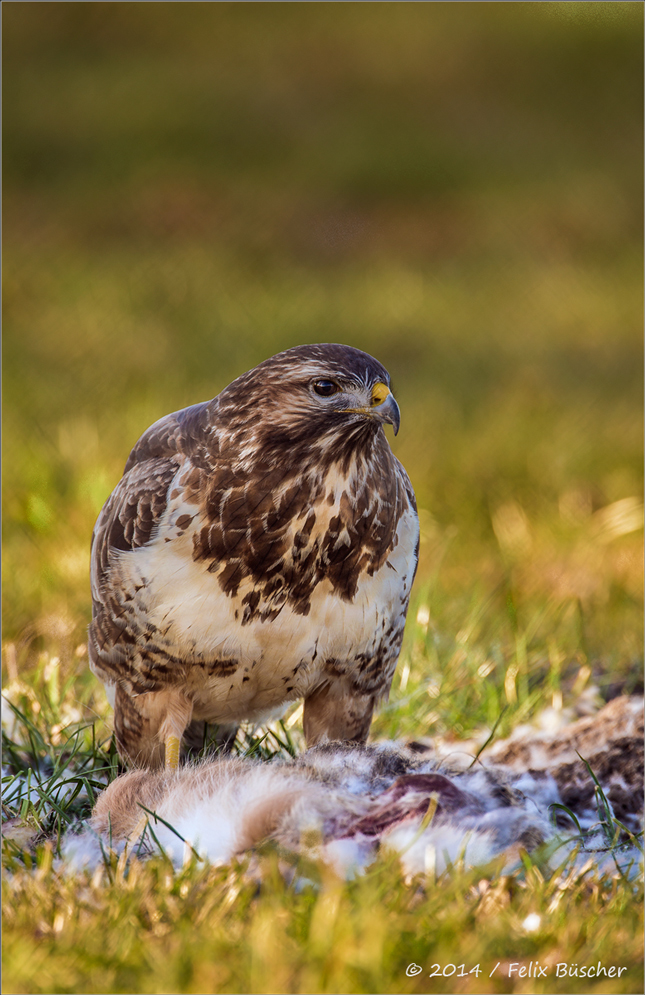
left=114, top=685, right=194, bottom=772
left=303, top=681, right=376, bottom=746
left=164, top=735, right=181, bottom=770
left=124, top=698, right=190, bottom=849
left=157, top=689, right=194, bottom=771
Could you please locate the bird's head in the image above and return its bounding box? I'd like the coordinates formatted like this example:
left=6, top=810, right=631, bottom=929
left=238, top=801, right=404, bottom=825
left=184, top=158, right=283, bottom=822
left=216, top=344, right=400, bottom=467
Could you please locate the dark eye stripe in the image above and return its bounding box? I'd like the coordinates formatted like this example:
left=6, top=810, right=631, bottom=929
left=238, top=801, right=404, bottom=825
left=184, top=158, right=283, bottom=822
left=313, top=380, right=339, bottom=397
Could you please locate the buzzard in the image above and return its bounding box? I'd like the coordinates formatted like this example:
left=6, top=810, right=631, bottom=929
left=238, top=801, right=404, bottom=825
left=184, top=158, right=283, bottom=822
left=89, top=344, right=419, bottom=769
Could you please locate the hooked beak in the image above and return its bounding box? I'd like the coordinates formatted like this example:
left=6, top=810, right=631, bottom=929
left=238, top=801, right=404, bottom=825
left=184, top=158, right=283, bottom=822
left=339, top=381, right=401, bottom=435
left=370, top=382, right=401, bottom=435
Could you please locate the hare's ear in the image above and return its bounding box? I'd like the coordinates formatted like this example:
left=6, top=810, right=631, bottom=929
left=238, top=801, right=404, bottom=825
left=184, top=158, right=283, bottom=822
left=91, top=768, right=166, bottom=842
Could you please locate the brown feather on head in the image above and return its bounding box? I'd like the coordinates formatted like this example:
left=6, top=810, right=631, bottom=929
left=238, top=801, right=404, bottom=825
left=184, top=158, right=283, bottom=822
left=211, top=343, right=401, bottom=469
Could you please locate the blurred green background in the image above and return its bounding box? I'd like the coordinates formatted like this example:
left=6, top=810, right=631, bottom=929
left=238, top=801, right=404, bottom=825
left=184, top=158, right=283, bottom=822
left=3, top=2, right=643, bottom=717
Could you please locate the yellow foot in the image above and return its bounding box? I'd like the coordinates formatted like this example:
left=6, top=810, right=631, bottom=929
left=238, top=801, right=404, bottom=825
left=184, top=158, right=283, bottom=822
left=165, top=734, right=181, bottom=770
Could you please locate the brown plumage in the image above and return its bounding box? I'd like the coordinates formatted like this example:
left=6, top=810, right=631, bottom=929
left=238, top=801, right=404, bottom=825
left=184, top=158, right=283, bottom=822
left=89, top=344, right=419, bottom=768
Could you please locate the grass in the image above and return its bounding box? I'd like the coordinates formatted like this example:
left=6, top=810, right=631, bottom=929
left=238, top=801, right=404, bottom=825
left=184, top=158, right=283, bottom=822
left=2, top=621, right=644, bottom=995
left=2, top=841, right=642, bottom=995
left=2, top=4, right=644, bottom=993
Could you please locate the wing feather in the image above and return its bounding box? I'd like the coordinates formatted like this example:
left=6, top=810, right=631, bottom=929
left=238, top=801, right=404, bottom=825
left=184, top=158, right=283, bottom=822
left=89, top=457, right=180, bottom=685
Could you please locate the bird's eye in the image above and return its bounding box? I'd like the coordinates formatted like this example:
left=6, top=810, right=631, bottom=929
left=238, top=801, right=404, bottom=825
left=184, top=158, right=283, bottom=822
left=313, top=380, right=340, bottom=397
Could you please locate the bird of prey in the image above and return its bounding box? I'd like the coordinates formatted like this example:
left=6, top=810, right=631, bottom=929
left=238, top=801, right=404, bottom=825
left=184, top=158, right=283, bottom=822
left=89, top=343, right=419, bottom=769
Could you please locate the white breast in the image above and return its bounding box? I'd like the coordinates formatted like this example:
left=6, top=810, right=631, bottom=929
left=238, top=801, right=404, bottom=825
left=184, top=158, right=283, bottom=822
left=109, top=474, right=418, bottom=723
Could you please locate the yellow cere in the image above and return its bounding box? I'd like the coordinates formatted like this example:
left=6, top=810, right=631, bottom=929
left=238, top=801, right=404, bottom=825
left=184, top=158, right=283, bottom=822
left=370, top=382, right=391, bottom=407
